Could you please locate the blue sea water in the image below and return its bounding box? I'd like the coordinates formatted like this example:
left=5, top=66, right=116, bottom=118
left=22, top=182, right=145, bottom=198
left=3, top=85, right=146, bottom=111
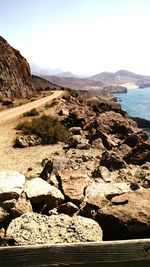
left=113, top=87, right=150, bottom=138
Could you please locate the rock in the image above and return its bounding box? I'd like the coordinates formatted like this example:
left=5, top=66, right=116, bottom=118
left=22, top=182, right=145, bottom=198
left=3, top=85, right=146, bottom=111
left=97, top=188, right=150, bottom=240
left=124, top=129, right=148, bottom=147
left=58, top=109, right=69, bottom=116
left=10, top=192, right=32, bottom=218
left=0, top=199, right=16, bottom=210
left=0, top=228, right=5, bottom=239
left=57, top=202, right=79, bottom=215
left=6, top=213, right=103, bottom=245
left=0, top=36, right=34, bottom=98
left=62, top=111, right=85, bottom=128
left=95, top=111, right=133, bottom=135
left=124, top=142, right=150, bottom=165
left=86, top=182, right=131, bottom=208
left=40, top=160, right=53, bottom=181
left=100, top=150, right=126, bottom=170
left=91, top=138, right=106, bottom=149
left=69, top=127, right=82, bottom=135
left=24, top=178, right=64, bottom=207
left=58, top=169, right=88, bottom=204
left=0, top=207, right=9, bottom=225
left=14, top=135, right=42, bottom=148
left=88, top=98, right=123, bottom=115
left=131, top=116, right=150, bottom=129
left=0, top=171, right=25, bottom=200
left=66, top=135, right=90, bottom=150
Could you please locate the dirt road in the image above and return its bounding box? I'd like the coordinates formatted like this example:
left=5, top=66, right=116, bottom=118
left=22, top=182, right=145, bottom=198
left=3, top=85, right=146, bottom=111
left=0, top=90, right=64, bottom=174
left=0, top=90, right=63, bottom=125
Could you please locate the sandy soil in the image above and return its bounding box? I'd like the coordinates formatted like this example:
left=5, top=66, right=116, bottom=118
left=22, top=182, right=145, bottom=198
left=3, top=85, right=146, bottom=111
left=0, top=91, right=64, bottom=175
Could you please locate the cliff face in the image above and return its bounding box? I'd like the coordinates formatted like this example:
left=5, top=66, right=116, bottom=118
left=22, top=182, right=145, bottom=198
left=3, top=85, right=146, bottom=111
left=0, top=36, right=34, bottom=98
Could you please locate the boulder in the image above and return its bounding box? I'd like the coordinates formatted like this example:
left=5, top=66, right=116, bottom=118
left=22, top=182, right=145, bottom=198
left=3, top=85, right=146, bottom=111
left=66, top=135, right=90, bottom=150
left=6, top=213, right=103, bottom=245
left=58, top=109, right=69, bottom=116
left=86, top=181, right=131, bottom=208
left=58, top=169, right=88, bottom=204
left=57, top=202, right=79, bottom=215
left=124, top=142, right=150, bottom=165
left=62, top=111, right=85, bottom=128
left=24, top=178, right=64, bottom=207
left=0, top=171, right=25, bottom=200
left=14, top=134, right=42, bottom=148
left=96, top=111, right=134, bottom=135
left=40, top=160, right=53, bottom=181
left=97, top=188, right=150, bottom=240
left=100, top=150, right=126, bottom=170
left=69, top=127, right=82, bottom=135
left=124, top=129, right=148, bottom=147
left=10, top=192, right=32, bottom=218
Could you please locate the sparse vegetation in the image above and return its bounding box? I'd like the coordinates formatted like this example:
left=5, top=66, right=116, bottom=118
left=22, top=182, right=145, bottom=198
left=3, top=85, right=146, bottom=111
left=45, top=100, right=57, bottom=109
left=16, top=115, right=70, bottom=144
left=23, top=108, right=39, bottom=117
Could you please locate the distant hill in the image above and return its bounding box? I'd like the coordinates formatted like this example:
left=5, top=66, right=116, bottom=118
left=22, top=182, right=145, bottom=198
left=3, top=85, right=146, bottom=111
left=41, top=75, right=104, bottom=90
left=31, top=63, right=150, bottom=91
left=90, top=70, right=150, bottom=87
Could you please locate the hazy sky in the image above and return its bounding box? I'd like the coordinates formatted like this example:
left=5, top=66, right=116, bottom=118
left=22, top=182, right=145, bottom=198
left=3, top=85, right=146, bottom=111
left=1, top=0, right=150, bottom=75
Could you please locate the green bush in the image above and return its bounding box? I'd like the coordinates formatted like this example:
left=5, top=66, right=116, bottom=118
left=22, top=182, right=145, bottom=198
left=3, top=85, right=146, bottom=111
left=23, top=108, right=39, bottom=117
left=16, top=115, right=70, bottom=144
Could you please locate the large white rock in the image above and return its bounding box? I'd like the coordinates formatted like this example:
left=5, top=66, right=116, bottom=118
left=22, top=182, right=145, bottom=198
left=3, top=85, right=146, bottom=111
left=86, top=182, right=131, bottom=207
left=24, top=178, right=64, bottom=206
left=0, top=170, right=25, bottom=200
left=6, top=212, right=103, bottom=245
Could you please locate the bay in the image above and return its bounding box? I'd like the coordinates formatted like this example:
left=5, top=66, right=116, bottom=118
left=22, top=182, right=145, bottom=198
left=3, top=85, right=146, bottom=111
left=113, top=87, right=150, bottom=138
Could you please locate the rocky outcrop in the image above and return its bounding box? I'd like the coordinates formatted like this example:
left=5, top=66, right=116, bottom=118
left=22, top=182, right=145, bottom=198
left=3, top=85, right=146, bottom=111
left=131, top=116, right=150, bottom=128
left=0, top=36, right=34, bottom=98
left=102, top=85, right=127, bottom=93
left=97, top=188, right=150, bottom=240
left=6, top=213, right=102, bottom=245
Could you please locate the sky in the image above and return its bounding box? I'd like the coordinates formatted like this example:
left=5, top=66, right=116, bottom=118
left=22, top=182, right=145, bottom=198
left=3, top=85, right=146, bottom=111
left=1, top=0, right=150, bottom=75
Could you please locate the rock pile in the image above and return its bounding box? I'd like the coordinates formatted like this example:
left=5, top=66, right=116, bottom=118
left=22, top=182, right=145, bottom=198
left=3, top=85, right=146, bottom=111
left=0, top=90, right=150, bottom=245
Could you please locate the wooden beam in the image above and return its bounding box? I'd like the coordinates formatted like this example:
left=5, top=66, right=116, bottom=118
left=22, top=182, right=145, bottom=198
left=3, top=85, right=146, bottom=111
left=0, top=239, right=150, bottom=267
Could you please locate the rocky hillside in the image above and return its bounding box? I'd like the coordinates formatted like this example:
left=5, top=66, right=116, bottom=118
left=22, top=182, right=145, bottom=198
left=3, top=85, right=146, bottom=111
left=0, top=36, right=34, bottom=98
left=32, top=75, right=66, bottom=91
left=0, top=90, right=150, bottom=245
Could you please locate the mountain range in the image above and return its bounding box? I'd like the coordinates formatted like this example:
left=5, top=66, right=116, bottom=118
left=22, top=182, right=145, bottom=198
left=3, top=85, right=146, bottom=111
left=31, top=66, right=150, bottom=90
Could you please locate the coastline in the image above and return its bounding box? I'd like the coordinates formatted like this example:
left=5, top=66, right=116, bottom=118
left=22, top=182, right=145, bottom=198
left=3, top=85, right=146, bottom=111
left=120, top=83, right=139, bottom=89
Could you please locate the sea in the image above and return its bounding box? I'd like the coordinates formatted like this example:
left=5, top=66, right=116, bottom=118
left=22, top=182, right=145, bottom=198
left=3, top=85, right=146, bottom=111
left=113, top=87, right=150, bottom=138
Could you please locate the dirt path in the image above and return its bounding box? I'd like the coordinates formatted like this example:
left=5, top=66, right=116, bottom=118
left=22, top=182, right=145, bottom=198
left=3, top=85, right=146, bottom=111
left=0, top=90, right=63, bottom=124
left=0, top=91, right=64, bottom=175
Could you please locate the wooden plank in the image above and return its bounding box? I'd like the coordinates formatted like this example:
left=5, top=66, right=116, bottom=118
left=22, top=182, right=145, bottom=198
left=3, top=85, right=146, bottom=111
left=0, top=239, right=150, bottom=267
